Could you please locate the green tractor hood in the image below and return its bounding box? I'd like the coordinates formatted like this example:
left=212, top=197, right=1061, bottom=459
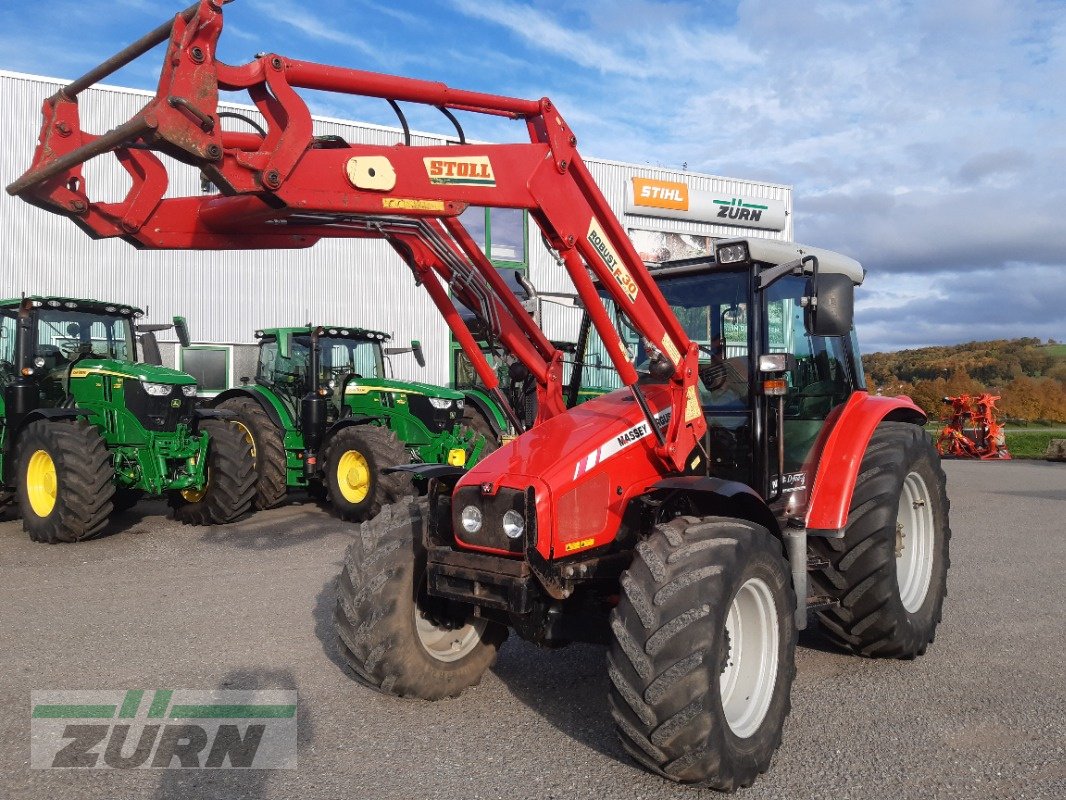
left=344, top=377, right=464, bottom=401
left=69, top=358, right=197, bottom=385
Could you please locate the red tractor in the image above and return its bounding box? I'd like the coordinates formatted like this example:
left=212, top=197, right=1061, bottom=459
left=7, top=2, right=951, bottom=790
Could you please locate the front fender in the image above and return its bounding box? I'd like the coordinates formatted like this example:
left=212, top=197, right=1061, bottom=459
left=806, top=391, right=926, bottom=536
left=210, top=386, right=290, bottom=431
left=462, top=389, right=506, bottom=435
left=649, top=475, right=781, bottom=536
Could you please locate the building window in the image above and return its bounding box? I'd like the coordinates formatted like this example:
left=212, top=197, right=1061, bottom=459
left=181, top=346, right=230, bottom=393
left=458, top=206, right=527, bottom=266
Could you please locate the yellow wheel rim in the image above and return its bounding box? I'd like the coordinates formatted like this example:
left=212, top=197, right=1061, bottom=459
left=234, top=420, right=256, bottom=460
left=181, top=468, right=209, bottom=503
left=337, top=450, right=371, bottom=504
left=26, top=449, right=58, bottom=517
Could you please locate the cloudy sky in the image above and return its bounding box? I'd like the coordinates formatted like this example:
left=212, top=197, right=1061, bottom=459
left=1, top=0, right=1063, bottom=351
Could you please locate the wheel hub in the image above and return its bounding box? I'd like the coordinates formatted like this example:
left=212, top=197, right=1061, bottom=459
left=414, top=604, right=487, bottom=663
left=26, top=449, right=58, bottom=517
left=337, top=450, right=370, bottom=504
left=895, top=471, right=935, bottom=613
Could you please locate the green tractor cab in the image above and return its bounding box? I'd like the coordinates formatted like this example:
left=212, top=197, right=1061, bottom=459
left=211, top=324, right=506, bottom=521
left=0, top=297, right=256, bottom=542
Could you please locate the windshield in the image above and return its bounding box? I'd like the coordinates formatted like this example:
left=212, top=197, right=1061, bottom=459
left=319, top=336, right=383, bottom=380
left=582, top=270, right=751, bottom=408
left=35, top=309, right=135, bottom=366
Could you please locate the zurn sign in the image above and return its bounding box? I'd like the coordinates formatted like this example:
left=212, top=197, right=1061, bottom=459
left=626, top=177, right=788, bottom=232
left=31, top=690, right=297, bottom=769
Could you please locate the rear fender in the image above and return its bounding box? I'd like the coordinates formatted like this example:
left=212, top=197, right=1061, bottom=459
left=647, top=475, right=781, bottom=538
left=806, top=391, right=926, bottom=536
left=210, top=387, right=289, bottom=431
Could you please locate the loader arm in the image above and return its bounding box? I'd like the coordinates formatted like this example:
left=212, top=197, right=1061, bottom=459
left=6, top=0, right=706, bottom=471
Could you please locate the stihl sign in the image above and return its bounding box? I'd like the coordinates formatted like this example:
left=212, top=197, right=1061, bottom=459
left=626, top=177, right=788, bottom=232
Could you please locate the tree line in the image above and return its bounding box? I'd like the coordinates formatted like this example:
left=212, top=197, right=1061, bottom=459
left=862, top=338, right=1066, bottom=424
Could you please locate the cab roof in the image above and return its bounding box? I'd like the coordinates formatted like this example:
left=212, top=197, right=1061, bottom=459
left=256, top=325, right=391, bottom=341
left=0, top=296, right=144, bottom=314
left=651, top=238, right=865, bottom=285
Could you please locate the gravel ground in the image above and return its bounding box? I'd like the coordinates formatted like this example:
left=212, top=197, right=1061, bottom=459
left=0, top=460, right=1063, bottom=799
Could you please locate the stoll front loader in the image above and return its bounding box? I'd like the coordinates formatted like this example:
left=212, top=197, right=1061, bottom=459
left=0, top=296, right=255, bottom=542
left=210, top=324, right=502, bottom=520
left=7, top=2, right=951, bottom=789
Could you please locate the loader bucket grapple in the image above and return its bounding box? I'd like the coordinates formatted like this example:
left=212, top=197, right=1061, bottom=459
left=7, top=2, right=951, bottom=790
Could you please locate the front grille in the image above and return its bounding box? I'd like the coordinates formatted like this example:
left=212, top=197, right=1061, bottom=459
left=124, top=380, right=196, bottom=432
left=407, top=394, right=459, bottom=434
left=452, top=485, right=531, bottom=555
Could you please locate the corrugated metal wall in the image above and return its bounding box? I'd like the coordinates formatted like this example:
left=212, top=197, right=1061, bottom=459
left=0, top=70, right=792, bottom=386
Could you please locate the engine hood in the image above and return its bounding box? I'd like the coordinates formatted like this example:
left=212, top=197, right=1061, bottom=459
left=68, top=359, right=196, bottom=385
left=344, top=378, right=464, bottom=401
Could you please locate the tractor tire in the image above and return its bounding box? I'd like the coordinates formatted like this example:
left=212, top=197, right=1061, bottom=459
left=461, top=407, right=500, bottom=462
left=112, top=488, right=143, bottom=514
left=809, top=421, right=950, bottom=659
left=608, top=516, right=796, bottom=791
left=333, top=498, right=507, bottom=699
left=17, top=419, right=115, bottom=544
left=170, top=419, right=256, bottom=525
left=217, top=396, right=289, bottom=509
left=324, top=425, right=413, bottom=522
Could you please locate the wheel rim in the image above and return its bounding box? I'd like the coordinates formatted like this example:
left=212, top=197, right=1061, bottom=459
left=336, top=450, right=370, bottom=504
left=720, top=577, right=780, bottom=739
left=896, top=471, right=935, bottom=613
left=234, top=420, right=256, bottom=460
left=414, top=604, right=488, bottom=663
left=26, top=449, right=58, bottom=517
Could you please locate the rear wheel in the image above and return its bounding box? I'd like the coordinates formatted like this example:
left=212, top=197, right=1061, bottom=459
left=608, top=516, right=796, bottom=791
left=809, top=421, right=950, bottom=658
left=333, top=498, right=507, bottom=699
left=17, top=419, right=115, bottom=543
left=217, top=396, right=288, bottom=509
left=170, top=420, right=256, bottom=525
left=324, top=425, right=413, bottom=522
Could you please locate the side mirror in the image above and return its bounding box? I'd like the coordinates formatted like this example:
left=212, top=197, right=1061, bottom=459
left=172, top=316, right=191, bottom=349
left=139, top=332, right=163, bottom=365
left=804, top=273, right=854, bottom=337
left=278, top=331, right=292, bottom=360
left=411, top=340, right=425, bottom=368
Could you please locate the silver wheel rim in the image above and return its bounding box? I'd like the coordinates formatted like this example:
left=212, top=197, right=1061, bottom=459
left=720, top=577, right=779, bottom=738
left=896, top=471, right=935, bottom=613
left=414, top=606, right=487, bottom=663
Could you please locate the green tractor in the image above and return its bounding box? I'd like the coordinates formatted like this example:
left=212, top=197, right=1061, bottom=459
left=210, top=325, right=506, bottom=521
left=0, top=296, right=256, bottom=543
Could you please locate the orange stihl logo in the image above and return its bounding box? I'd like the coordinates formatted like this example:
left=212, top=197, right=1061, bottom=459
left=632, top=178, right=689, bottom=211
left=423, top=156, right=496, bottom=186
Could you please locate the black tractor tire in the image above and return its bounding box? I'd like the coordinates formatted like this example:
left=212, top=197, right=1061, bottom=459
left=324, top=425, right=413, bottom=522
left=333, top=498, right=507, bottom=699
left=217, top=396, right=289, bottom=509
left=112, top=488, right=143, bottom=514
left=461, top=406, right=500, bottom=462
left=170, top=419, right=256, bottom=525
left=809, top=421, right=950, bottom=659
left=17, top=419, right=115, bottom=544
left=608, top=516, right=796, bottom=791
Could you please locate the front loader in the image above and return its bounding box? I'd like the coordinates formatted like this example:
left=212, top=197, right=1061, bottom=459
left=0, top=296, right=255, bottom=542
left=210, top=324, right=502, bottom=519
left=6, top=2, right=950, bottom=789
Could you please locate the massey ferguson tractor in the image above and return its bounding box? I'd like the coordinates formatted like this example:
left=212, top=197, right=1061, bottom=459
left=0, top=296, right=255, bottom=542
left=210, top=324, right=501, bottom=519
left=7, top=1, right=951, bottom=789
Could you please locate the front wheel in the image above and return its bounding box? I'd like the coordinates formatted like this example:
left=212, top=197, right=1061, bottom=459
left=170, top=419, right=256, bottom=525
left=809, top=421, right=950, bottom=658
left=324, top=425, right=413, bottom=522
left=608, top=516, right=796, bottom=791
left=333, top=498, right=507, bottom=699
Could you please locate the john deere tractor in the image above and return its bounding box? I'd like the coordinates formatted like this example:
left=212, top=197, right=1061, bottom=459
left=210, top=325, right=505, bottom=520
left=0, top=297, right=256, bottom=542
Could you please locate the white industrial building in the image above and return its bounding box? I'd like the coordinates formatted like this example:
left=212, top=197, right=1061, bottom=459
left=0, top=70, right=793, bottom=392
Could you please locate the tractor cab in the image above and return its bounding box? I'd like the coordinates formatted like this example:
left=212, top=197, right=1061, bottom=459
left=570, top=238, right=866, bottom=520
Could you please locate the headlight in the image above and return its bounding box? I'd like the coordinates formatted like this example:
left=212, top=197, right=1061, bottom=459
left=181, top=385, right=198, bottom=397
left=142, top=381, right=173, bottom=396
left=456, top=399, right=464, bottom=409
left=33, top=357, right=45, bottom=368
left=502, top=509, right=525, bottom=540
left=428, top=397, right=454, bottom=409
left=460, top=505, right=482, bottom=533
left=716, top=243, right=749, bottom=264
